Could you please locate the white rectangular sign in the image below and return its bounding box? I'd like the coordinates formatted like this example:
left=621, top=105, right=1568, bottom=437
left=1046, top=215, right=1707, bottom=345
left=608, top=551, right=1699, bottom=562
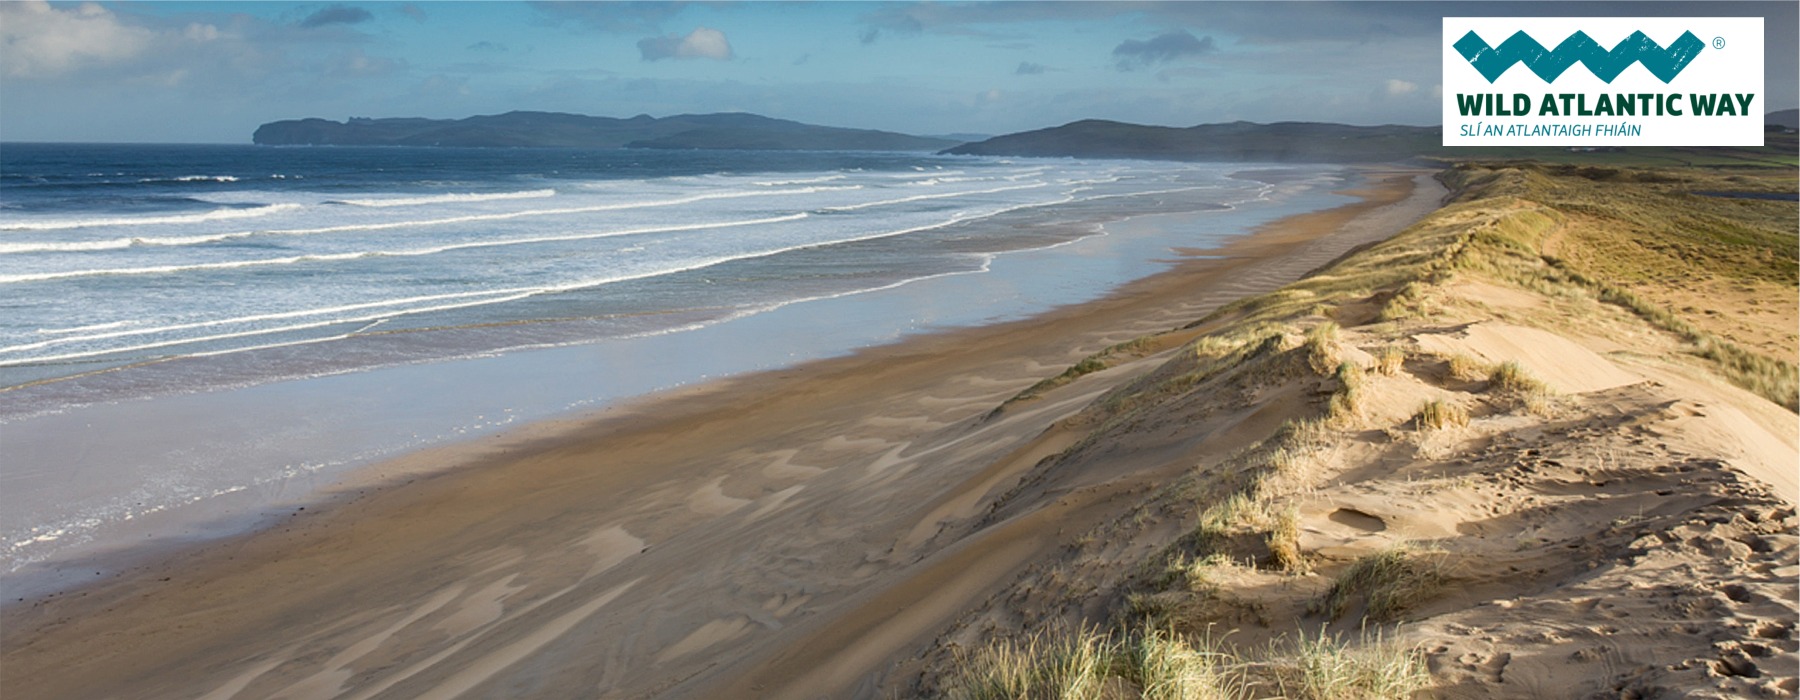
left=1442, top=17, right=1765, bottom=147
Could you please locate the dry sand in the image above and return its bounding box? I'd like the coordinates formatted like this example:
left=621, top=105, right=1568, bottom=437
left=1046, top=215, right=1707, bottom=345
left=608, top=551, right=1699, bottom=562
left=895, top=167, right=1798, bottom=699
left=0, top=171, right=1442, bottom=699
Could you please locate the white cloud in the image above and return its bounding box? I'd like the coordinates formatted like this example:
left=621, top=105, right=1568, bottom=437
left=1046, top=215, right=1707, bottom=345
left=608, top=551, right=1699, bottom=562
left=1384, top=78, right=1419, bottom=97
left=637, top=27, right=735, bottom=61
left=0, top=1, right=153, bottom=78
left=184, top=23, right=221, bottom=43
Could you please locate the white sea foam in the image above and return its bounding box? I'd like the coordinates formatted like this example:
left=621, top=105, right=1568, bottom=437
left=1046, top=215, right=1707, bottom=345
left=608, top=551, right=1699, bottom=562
left=0, top=213, right=809, bottom=286
left=818, top=182, right=1047, bottom=212
left=886, top=170, right=965, bottom=179
left=0, top=186, right=859, bottom=254
left=751, top=174, right=846, bottom=186
left=0, top=203, right=301, bottom=232
left=36, top=320, right=133, bottom=335
left=137, top=175, right=241, bottom=183
left=0, top=202, right=1059, bottom=366
left=336, top=189, right=558, bottom=208
left=0, top=239, right=139, bottom=254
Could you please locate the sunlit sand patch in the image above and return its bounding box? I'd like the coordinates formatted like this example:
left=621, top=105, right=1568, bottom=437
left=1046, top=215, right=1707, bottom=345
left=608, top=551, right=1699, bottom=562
left=271, top=585, right=464, bottom=700
left=862, top=443, right=914, bottom=475
left=578, top=524, right=645, bottom=579
left=1413, top=322, right=1640, bottom=394
left=687, top=477, right=751, bottom=517
left=819, top=435, right=894, bottom=452
left=655, top=616, right=754, bottom=663
left=408, top=579, right=640, bottom=700
left=747, top=485, right=806, bottom=521
left=433, top=575, right=526, bottom=639
left=194, top=653, right=293, bottom=700
left=911, top=394, right=987, bottom=411
left=758, top=449, right=826, bottom=480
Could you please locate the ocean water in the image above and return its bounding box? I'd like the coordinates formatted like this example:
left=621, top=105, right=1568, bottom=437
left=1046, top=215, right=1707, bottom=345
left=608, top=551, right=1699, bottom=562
left=0, top=145, right=1277, bottom=394
left=0, top=143, right=1347, bottom=593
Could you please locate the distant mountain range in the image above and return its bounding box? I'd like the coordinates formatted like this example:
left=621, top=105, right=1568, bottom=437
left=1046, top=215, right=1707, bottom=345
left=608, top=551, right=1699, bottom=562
left=942, top=119, right=1441, bottom=163
left=1769, top=108, right=1799, bottom=130
left=254, top=109, right=1800, bottom=161
left=252, top=111, right=959, bottom=151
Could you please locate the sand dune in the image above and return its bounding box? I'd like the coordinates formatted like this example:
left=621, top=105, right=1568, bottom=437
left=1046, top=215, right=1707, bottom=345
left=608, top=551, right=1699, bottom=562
left=896, top=162, right=1797, bottom=698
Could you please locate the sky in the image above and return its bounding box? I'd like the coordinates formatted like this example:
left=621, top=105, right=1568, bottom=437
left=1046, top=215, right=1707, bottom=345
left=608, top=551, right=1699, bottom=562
left=2, top=1, right=1795, bottom=143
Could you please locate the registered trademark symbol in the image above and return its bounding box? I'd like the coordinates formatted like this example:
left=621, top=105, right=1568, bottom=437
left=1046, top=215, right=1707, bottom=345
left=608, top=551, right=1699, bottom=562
left=1713, top=36, right=1726, bottom=49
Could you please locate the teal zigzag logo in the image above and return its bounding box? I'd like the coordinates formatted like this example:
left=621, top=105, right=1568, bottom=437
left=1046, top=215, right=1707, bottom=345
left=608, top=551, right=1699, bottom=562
left=1454, top=30, right=1705, bottom=83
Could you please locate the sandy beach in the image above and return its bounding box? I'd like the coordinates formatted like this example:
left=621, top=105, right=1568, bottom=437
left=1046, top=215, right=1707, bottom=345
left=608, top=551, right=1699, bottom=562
left=11, top=158, right=1793, bottom=699
left=0, top=170, right=1441, bottom=699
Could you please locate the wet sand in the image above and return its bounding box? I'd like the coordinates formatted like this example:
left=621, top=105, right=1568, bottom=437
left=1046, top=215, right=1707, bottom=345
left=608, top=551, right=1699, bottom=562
left=0, top=169, right=1444, bottom=700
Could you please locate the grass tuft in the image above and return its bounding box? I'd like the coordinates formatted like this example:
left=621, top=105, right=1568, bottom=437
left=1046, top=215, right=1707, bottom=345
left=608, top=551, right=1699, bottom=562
left=1131, top=630, right=1249, bottom=700
left=1372, top=345, right=1405, bottom=376
left=1282, top=629, right=1431, bottom=700
left=1327, top=361, right=1364, bottom=425
left=1411, top=399, right=1469, bottom=432
left=948, top=631, right=1121, bottom=700
left=1486, top=360, right=1548, bottom=395
left=949, top=628, right=1252, bottom=700
left=1312, top=546, right=1444, bottom=623
left=1443, top=353, right=1487, bottom=382
left=1304, top=321, right=1341, bottom=375
left=1266, top=507, right=1306, bottom=574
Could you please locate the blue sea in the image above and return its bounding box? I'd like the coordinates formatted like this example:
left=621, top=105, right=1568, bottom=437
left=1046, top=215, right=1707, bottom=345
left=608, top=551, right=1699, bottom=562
left=0, top=143, right=1347, bottom=594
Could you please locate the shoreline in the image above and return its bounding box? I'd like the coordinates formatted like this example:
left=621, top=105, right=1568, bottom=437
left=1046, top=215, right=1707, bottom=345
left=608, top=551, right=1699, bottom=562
left=0, top=163, right=1338, bottom=594
left=1, top=167, right=1446, bottom=700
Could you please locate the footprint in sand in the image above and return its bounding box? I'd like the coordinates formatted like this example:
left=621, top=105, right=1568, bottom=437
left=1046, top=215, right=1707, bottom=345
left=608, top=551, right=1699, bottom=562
left=1328, top=507, right=1388, bottom=533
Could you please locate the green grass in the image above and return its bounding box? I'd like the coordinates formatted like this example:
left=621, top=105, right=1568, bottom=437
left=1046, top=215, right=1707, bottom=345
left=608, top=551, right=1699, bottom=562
left=947, top=627, right=1430, bottom=700
left=949, top=630, right=1120, bottom=700
left=1130, top=631, right=1249, bottom=700
left=1282, top=629, right=1431, bottom=700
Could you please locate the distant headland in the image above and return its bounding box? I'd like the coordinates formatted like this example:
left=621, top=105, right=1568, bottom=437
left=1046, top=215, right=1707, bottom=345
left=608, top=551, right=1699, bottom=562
left=255, top=109, right=1800, bottom=164
left=252, top=111, right=960, bottom=151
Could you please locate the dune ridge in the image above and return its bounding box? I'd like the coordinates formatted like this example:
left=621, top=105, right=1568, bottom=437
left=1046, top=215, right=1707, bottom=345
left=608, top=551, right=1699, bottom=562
left=904, top=162, right=1797, bottom=699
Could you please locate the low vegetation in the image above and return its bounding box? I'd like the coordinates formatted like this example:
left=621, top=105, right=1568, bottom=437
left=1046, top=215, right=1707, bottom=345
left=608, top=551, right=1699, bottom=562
left=1326, top=361, right=1364, bottom=426
left=1411, top=399, right=1469, bottom=432
left=948, top=627, right=1429, bottom=700
left=939, top=158, right=1795, bottom=697
left=1371, top=346, right=1405, bottom=376
left=1312, top=546, right=1445, bottom=623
